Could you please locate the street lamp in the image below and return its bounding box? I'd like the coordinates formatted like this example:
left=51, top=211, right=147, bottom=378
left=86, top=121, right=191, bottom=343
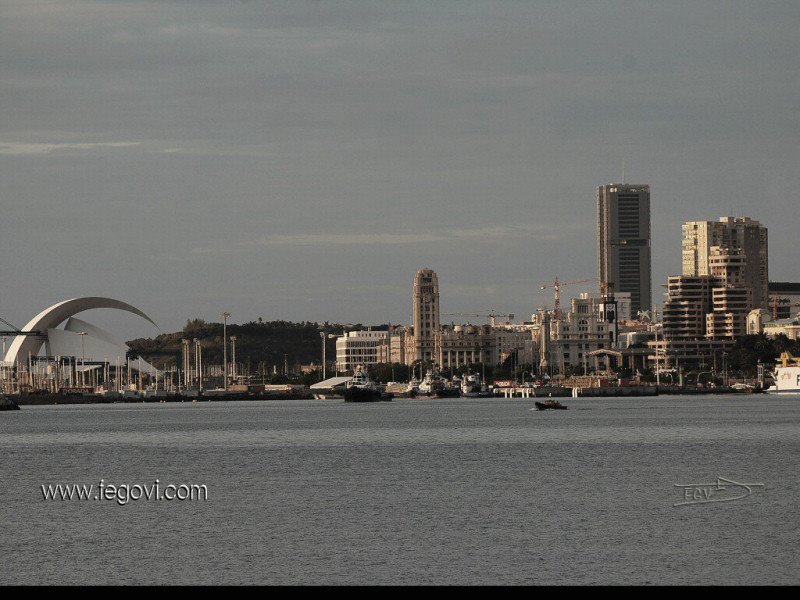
left=319, top=332, right=326, bottom=381
left=652, top=322, right=663, bottom=387
left=77, top=331, right=87, bottom=388
left=220, top=312, right=230, bottom=391
left=319, top=332, right=336, bottom=381
left=230, top=336, right=237, bottom=385
left=195, top=339, right=203, bottom=391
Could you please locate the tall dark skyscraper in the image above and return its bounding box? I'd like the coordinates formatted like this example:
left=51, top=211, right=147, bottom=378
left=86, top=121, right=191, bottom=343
left=597, top=184, right=652, bottom=316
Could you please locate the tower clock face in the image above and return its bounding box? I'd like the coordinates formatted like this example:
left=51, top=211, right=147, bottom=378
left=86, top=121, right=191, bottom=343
left=423, top=293, right=432, bottom=303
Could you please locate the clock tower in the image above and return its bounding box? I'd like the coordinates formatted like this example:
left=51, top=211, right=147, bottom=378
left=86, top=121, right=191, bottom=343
left=413, top=268, right=440, bottom=363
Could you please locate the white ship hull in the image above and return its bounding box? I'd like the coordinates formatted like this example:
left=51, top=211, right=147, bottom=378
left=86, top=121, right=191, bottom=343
left=766, top=366, right=800, bottom=394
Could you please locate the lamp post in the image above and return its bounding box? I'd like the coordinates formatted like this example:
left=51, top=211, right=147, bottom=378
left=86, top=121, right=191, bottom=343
left=723, top=352, right=728, bottom=388
left=319, top=332, right=326, bottom=381
left=220, top=312, right=230, bottom=391
left=195, top=339, right=203, bottom=391
left=77, top=331, right=87, bottom=388
left=319, top=332, right=336, bottom=381
left=230, top=336, right=237, bottom=385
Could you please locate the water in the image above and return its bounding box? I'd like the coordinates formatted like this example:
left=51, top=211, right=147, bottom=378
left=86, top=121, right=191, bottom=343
left=1, top=396, right=798, bottom=585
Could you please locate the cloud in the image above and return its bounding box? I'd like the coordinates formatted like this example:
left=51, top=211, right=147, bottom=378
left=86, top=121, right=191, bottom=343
left=189, top=222, right=587, bottom=255
left=0, top=141, right=140, bottom=155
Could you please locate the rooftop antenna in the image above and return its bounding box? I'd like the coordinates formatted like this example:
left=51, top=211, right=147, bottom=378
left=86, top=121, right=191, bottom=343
left=621, top=158, right=625, bottom=184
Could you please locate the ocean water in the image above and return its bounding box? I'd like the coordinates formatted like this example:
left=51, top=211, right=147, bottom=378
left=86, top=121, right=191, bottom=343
left=1, top=396, right=798, bottom=585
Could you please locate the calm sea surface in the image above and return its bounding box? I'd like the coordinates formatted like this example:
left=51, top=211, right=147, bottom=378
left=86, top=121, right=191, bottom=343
left=1, top=396, right=798, bottom=585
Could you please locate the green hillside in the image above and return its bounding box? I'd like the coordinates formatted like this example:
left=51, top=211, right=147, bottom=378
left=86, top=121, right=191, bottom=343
left=127, top=318, right=379, bottom=374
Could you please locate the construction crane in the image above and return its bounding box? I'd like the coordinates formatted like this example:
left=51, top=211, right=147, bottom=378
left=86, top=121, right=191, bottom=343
left=539, top=277, right=595, bottom=319
left=442, top=311, right=515, bottom=327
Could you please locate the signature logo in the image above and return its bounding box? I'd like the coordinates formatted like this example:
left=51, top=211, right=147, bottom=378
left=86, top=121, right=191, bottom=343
left=674, top=477, right=764, bottom=507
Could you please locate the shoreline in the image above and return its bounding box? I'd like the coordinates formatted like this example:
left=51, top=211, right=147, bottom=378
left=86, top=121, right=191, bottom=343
left=4, top=386, right=762, bottom=406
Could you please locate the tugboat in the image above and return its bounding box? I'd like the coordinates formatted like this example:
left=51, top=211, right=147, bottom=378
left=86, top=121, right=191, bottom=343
left=461, top=373, right=491, bottom=398
left=417, top=368, right=460, bottom=398
left=416, top=369, right=442, bottom=397
left=0, top=395, right=21, bottom=411
left=343, top=367, right=393, bottom=402
left=534, top=399, right=568, bottom=411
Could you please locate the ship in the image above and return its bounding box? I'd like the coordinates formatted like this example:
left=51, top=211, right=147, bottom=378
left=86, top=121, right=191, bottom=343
left=0, top=395, right=21, bottom=411
left=417, top=368, right=460, bottom=398
left=461, top=373, right=491, bottom=398
left=343, top=367, right=393, bottom=402
left=765, top=352, right=800, bottom=395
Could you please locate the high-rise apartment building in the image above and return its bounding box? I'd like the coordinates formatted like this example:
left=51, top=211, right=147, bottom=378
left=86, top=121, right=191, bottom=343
left=682, top=217, right=768, bottom=309
left=597, top=184, right=652, bottom=316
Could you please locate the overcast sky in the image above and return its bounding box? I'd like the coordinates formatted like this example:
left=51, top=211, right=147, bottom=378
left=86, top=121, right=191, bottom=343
left=2, top=1, right=799, bottom=338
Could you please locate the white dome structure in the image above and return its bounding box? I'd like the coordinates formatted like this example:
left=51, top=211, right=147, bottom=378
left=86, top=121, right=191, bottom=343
left=3, top=297, right=157, bottom=367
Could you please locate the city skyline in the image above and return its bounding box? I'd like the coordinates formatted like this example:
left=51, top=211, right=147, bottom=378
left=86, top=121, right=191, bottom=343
left=2, top=2, right=799, bottom=338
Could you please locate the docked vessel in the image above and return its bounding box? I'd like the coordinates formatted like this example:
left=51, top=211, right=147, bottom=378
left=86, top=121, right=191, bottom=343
left=416, top=369, right=442, bottom=397
left=461, top=373, right=491, bottom=398
left=766, top=352, right=800, bottom=394
left=0, top=395, right=21, bottom=411
left=343, top=367, right=392, bottom=402
left=417, top=368, right=460, bottom=398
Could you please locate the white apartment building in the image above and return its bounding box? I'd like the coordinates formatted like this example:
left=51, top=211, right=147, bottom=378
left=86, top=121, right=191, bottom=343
left=335, top=330, right=390, bottom=373
left=547, top=295, right=610, bottom=372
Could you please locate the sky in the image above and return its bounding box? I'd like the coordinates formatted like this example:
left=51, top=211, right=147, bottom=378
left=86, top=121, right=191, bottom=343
left=2, top=1, right=799, bottom=339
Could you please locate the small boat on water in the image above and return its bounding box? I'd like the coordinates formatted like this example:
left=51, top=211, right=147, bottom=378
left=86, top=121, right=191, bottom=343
left=534, top=399, right=568, bottom=411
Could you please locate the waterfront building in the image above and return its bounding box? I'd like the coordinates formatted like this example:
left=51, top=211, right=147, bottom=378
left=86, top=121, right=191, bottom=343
left=597, top=183, right=652, bottom=315
left=649, top=275, right=738, bottom=368
left=546, top=294, right=611, bottom=373
left=762, top=317, right=800, bottom=341
left=618, top=330, right=656, bottom=350
left=747, top=309, right=800, bottom=341
left=661, top=276, right=717, bottom=340
left=768, top=282, right=800, bottom=319
left=682, top=217, right=768, bottom=309
left=413, top=268, right=440, bottom=364
left=1, top=297, right=158, bottom=393
left=529, top=294, right=615, bottom=374
left=335, top=330, right=391, bottom=373
left=649, top=218, right=769, bottom=368
left=385, top=268, right=536, bottom=369
left=435, top=324, right=497, bottom=368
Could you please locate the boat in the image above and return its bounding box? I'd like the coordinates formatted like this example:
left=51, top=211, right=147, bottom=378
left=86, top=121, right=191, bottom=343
left=765, top=352, right=800, bottom=394
left=534, top=399, right=568, bottom=410
left=0, top=395, right=21, bottom=411
left=417, top=368, right=460, bottom=398
left=403, top=377, right=421, bottom=397
left=461, top=373, right=491, bottom=397
left=416, top=369, right=443, bottom=397
left=343, top=367, right=392, bottom=402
